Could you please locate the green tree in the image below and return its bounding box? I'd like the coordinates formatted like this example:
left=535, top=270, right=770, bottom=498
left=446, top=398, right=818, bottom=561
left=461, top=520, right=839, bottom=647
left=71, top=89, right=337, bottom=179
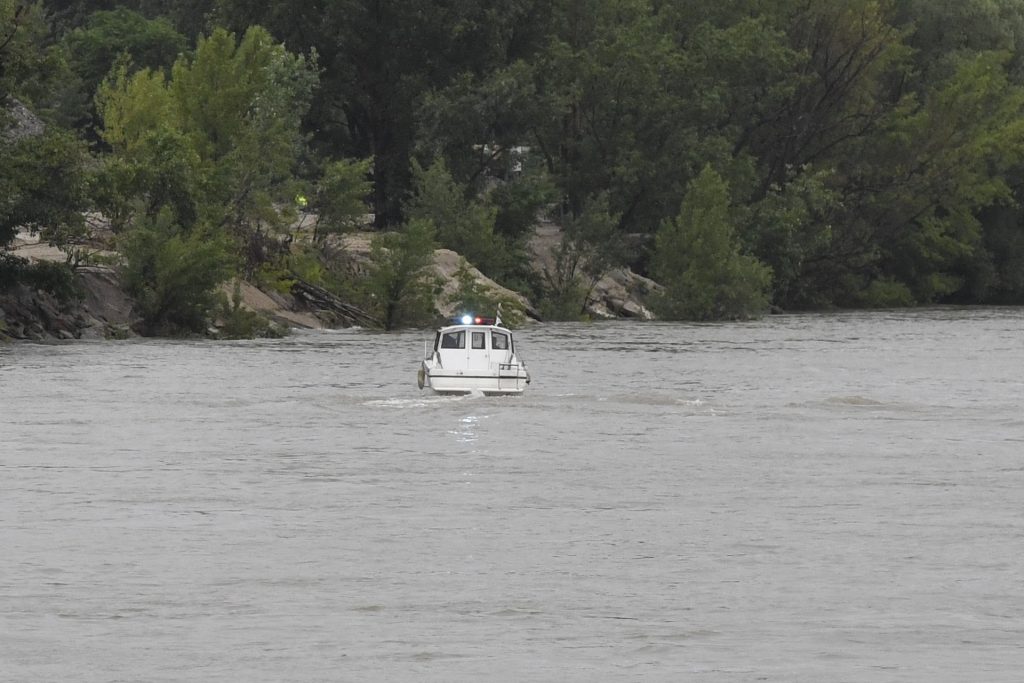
left=169, top=27, right=316, bottom=235
left=733, top=0, right=910, bottom=197
left=1, top=1, right=69, bottom=106
left=838, top=51, right=1024, bottom=305
left=405, top=158, right=509, bottom=279
left=42, top=0, right=216, bottom=39
left=895, top=0, right=1024, bottom=84
left=651, top=165, right=771, bottom=320
left=215, top=0, right=552, bottom=228
left=62, top=8, right=186, bottom=131
left=0, top=127, right=90, bottom=250
left=741, top=167, right=842, bottom=309
left=534, top=195, right=622, bottom=320
left=366, top=218, right=440, bottom=330
left=117, top=209, right=233, bottom=335
left=446, top=259, right=526, bottom=327
left=96, top=26, right=317, bottom=271
left=65, top=10, right=185, bottom=94
left=311, top=157, right=373, bottom=242
left=1, top=0, right=91, bottom=293
left=416, top=60, right=553, bottom=190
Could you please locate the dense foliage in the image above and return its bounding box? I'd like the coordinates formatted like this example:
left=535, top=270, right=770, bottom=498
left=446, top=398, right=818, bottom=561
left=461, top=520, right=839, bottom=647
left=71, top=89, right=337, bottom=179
left=5, top=0, right=1024, bottom=331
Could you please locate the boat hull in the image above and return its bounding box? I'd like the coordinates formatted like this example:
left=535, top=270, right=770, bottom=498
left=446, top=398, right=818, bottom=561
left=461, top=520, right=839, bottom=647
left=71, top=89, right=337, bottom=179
left=422, top=365, right=529, bottom=396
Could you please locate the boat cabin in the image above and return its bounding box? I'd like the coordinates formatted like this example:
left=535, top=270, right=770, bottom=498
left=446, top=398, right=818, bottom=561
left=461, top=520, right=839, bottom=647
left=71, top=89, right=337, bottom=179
left=419, top=315, right=530, bottom=395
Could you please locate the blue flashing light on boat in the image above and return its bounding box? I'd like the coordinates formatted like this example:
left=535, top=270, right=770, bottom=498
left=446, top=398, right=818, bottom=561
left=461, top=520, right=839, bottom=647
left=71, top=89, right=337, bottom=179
left=461, top=314, right=473, bottom=324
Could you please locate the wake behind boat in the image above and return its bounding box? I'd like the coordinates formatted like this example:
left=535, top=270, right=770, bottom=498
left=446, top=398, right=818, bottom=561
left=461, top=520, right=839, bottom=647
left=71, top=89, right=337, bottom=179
left=418, top=314, right=530, bottom=396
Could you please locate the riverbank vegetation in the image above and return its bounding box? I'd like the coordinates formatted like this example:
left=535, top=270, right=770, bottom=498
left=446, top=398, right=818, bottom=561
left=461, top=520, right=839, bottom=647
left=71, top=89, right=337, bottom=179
left=5, top=0, right=1024, bottom=336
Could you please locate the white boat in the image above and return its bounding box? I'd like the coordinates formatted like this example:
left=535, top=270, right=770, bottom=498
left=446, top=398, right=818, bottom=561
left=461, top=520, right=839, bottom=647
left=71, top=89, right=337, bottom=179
left=418, top=314, right=530, bottom=396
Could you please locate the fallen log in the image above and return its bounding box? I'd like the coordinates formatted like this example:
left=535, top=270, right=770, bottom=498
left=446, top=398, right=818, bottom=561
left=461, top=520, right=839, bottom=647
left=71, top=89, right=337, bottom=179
left=290, top=279, right=381, bottom=328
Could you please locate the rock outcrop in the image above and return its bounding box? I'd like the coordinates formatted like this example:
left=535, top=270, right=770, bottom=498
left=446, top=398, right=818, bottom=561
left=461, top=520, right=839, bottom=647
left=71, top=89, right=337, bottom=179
left=586, top=268, right=661, bottom=320
left=0, top=268, right=133, bottom=341
left=527, top=219, right=660, bottom=320
left=326, top=232, right=539, bottom=320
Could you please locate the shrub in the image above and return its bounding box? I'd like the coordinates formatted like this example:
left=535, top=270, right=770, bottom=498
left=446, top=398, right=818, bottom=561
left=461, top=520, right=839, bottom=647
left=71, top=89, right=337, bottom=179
left=651, top=166, right=772, bottom=320
left=366, top=218, right=442, bottom=330
left=118, top=211, right=233, bottom=336
left=854, top=277, right=915, bottom=308
left=0, top=253, right=81, bottom=301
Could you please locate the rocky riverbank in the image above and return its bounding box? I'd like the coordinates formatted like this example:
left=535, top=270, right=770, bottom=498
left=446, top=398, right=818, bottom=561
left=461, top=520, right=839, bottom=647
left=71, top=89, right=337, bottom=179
left=1, top=225, right=659, bottom=341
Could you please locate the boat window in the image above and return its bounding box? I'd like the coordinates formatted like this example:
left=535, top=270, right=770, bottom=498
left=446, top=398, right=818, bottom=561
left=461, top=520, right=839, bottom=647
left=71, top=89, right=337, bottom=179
left=471, top=331, right=486, bottom=349
left=440, top=330, right=465, bottom=349
left=491, top=331, right=509, bottom=350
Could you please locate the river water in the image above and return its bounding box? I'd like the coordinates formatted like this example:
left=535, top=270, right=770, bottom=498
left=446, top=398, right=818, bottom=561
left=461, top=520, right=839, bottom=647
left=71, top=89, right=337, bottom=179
left=2, top=308, right=1023, bottom=681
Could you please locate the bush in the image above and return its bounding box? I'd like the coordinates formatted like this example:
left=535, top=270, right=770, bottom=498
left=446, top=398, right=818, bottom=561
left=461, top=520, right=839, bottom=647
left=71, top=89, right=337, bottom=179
left=536, top=279, right=589, bottom=321
left=651, top=166, right=772, bottom=321
left=854, top=277, right=915, bottom=308
left=312, top=157, right=372, bottom=241
left=25, top=260, right=82, bottom=301
left=0, top=253, right=30, bottom=292
left=118, top=211, right=233, bottom=336
left=0, top=253, right=81, bottom=300
left=366, top=218, right=442, bottom=330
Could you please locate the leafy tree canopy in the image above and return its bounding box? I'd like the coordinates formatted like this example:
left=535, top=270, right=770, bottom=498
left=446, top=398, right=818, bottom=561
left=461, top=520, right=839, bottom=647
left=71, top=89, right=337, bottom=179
left=652, top=165, right=771, bottom=320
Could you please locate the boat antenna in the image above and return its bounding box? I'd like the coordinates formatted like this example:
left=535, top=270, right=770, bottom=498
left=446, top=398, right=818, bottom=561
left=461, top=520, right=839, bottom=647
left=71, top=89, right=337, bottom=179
left=496, top=302, right=503, bottom=326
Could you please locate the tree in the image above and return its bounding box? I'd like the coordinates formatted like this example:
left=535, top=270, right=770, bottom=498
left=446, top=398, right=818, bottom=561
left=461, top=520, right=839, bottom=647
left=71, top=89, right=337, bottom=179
left=531, top=0, right=684, bottom=226
left=169, top=26, right=316, bottom=233
left=311, top=157, right=373, bottom=242
left=65, top=10, right=185, bottom=92
left=836, top=51, right=1024, bottom=305
left=736, top=0, right=910, bottom=197
left=1, top=1, right=68, bottom=106
left=366, top=218, right=440, bottom=330
left=41, top=0, right=217, bottom=40
left=215, top=0, right=552, bottom=228
left=63, top=8, right=186, bottom=130
left=96, top=26, right=317, bottom=271
left=537, top=193, right=624, bottom=319
left=117, top=209, right=233, bottom=335
left=895, top=0, right=1024, bottom=84
left=741, top=167, right=842, bottom=309
left=651, top=165, right=771, bottom=320
left=0, top=128, right=90, bottom=250
left=405, top=158, right=506, bottom=278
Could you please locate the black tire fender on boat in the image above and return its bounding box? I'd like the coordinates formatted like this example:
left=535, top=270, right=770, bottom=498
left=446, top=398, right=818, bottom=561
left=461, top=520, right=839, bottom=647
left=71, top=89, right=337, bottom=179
left=417, top=367, right=425, bottom=390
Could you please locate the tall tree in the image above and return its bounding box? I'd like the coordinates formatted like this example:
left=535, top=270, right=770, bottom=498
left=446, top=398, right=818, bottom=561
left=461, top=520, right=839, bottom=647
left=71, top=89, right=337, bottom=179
left=214, top=0, right=548, bottom=228
left=651, top=165, right=771, bottom=320
left=737, top=0, right=910, bottom=196
left=849, top=51, right=1024, bottom=303
left=1, top=0, right=68, bottom=107
left=2, top=1, right=90, bottom=252
left=63, top=8, right=186, bottom=115
left=96, top=27, right=317, bottom=243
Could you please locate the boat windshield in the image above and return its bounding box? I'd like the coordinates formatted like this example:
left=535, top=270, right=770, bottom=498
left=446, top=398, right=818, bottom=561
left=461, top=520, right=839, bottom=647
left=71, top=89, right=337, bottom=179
left=440, top=330, right=465, bottom=349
